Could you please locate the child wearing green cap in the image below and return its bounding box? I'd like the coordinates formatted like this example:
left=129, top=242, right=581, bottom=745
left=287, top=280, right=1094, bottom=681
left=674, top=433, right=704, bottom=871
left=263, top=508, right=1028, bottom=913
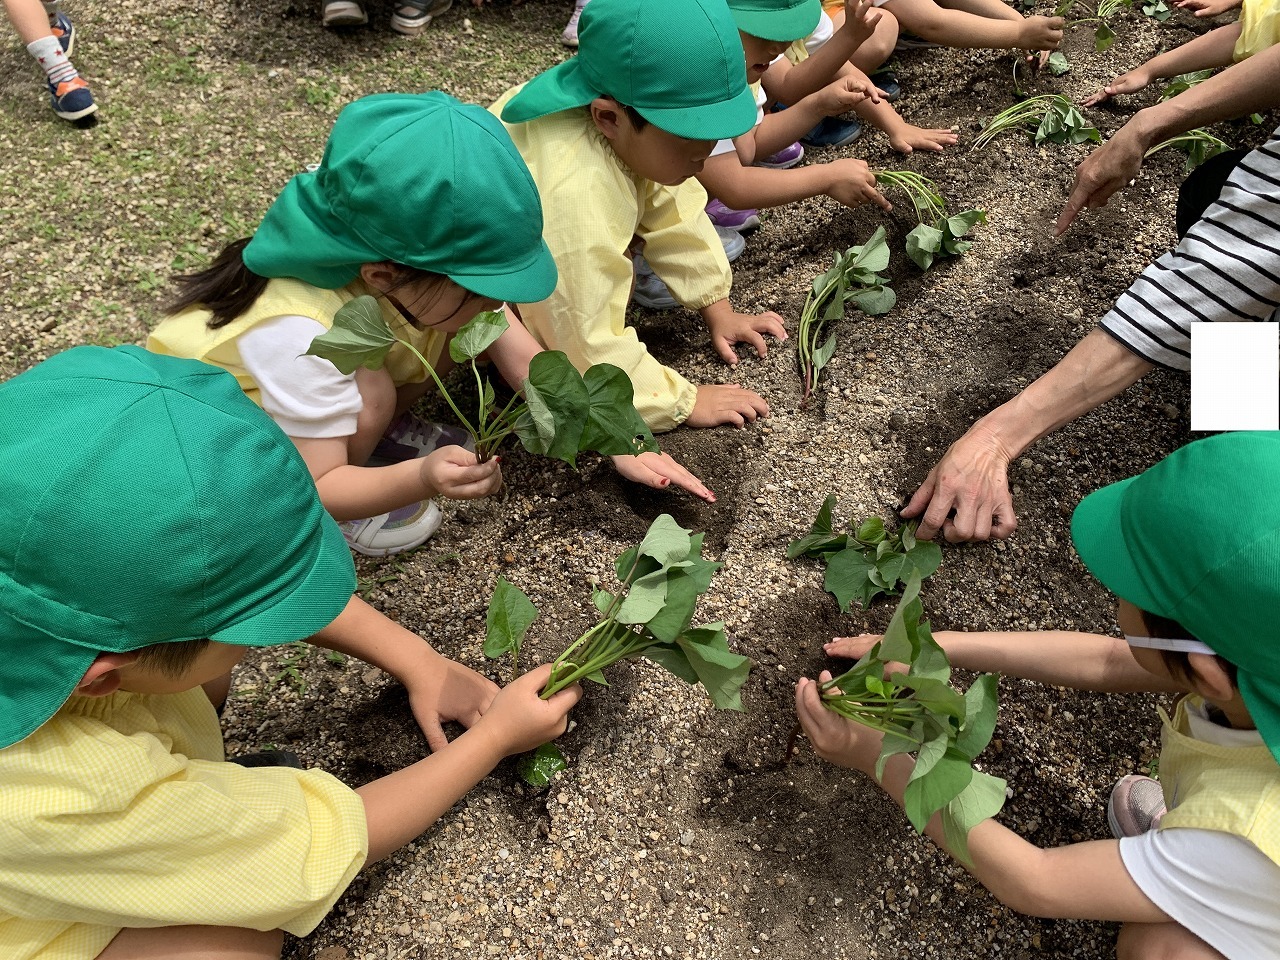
left=150, top=92, right=714, bottom=559
left=798, top=430, right=1280, bottom=959
left=0, top=345, right=582, bottom=960
left=491, top=0, right=789, bottom=433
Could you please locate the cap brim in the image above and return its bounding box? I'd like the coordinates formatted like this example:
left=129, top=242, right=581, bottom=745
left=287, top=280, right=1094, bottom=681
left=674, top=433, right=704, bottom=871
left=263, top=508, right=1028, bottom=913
left=636, top=82, right=760, bottom=141
left=730, top=5, right=821, bottom=42
left=1070, top=475, right=1166, bottom=615
left=450, top=239, right=559, bottom=304
left=501, top=60, right=600, bottom=125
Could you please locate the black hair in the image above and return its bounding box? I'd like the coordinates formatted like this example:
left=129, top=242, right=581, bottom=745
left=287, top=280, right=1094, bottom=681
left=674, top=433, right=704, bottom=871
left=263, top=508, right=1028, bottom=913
left=1140, top=610, right=1238, bottom=687
left=135, top=638, right=212, bottom=678
left=602, top=96, right=649, bottom=131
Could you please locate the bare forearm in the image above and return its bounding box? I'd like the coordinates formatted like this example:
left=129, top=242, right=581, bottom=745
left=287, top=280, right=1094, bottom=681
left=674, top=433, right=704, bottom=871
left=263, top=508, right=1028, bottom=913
left=768, top=33, right=863, bottom=104
left=753, top=102, right=829, bottom=155
left=314, top=460, right=433, bottom=520
left=698, top=158, right=835, bottom=209
left=1144, top=24, right=1241, bottom=80
left=310, top=596, right=442, bottom=680
left=487, top=306, right=543, bottom=388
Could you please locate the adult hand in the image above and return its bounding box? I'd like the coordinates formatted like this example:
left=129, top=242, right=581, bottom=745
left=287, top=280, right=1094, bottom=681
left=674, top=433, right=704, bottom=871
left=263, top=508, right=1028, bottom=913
left=900, top=423, right=1017, bottom=541
left=476, top=664, right=583, bottom=756
left=825, top=158, right=894, bottom=211
left=686, top=384, right=770, bottom=427
left=610, top=451, right=716, bottom=502
left=705, top=308, right=788, bottom=366
left=1054, top=121, right=1150, bottom=235
left=420, top=445, right=503, bottom=499
left=795, top=672, right=883, bottom=774
left=1081, top=67, right=1153, bottom=108
left=406, top=652, right=500, bottom=752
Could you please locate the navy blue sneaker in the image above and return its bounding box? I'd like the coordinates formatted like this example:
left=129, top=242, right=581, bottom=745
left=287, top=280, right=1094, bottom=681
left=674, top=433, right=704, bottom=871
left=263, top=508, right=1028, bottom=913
left=48, top=76, right=97, bottom=121
left=870, top=70, right=902, bottom=102
left=801, top=115, right=863, bottom=149
left=49, top=11, right=75, bottom=55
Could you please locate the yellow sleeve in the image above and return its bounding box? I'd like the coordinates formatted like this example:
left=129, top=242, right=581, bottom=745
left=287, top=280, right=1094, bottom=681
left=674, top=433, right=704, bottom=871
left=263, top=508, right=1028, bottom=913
left=504, top=105, right=698, bottom=431
left=1234, top=0, right=1280, bottom=61
left=636, top=177, right=734, bottom=315
left=0, top=694, right=368, bottom=949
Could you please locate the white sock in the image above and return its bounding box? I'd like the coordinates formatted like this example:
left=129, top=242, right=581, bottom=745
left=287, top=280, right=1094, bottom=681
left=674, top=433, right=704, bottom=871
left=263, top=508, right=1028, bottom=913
left=27, top=36, right=77, bottom=86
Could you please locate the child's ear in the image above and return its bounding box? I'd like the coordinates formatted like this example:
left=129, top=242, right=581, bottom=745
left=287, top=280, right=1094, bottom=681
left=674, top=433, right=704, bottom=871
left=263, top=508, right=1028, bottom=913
left=589, top=97, right=624, bottom=141
left=1186, top=653, right=1236, bottom=702
left=358, top=261, right=401, bottom=293
left=76, top=652, right=140, bottom=698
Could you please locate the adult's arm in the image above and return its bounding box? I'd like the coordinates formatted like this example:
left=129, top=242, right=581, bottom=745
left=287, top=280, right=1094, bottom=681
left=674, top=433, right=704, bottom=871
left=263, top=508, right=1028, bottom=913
left=1057, top=43, right=1280, bottom=235
left=900, top=328, right=1153, bottom=540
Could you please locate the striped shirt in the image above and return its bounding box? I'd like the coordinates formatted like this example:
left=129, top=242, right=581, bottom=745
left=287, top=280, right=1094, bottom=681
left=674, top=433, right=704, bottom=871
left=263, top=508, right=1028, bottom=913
left=1100, top=126, right=1280, bottom=371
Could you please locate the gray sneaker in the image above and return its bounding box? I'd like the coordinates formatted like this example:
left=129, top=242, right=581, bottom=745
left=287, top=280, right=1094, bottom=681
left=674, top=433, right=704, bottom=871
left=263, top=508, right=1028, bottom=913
left=561, top=0, right=589, bottom=47
left=340, top=500, right=443, bottom=556
left=1107, top=774, right=1167, bottom=838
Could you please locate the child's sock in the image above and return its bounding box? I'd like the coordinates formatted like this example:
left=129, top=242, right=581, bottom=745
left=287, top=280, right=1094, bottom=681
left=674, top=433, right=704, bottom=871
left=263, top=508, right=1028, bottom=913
left=27, top=35, right=78, bottom=87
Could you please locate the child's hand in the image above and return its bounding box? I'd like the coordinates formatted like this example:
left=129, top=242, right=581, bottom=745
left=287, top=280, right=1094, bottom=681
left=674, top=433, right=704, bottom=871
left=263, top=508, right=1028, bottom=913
left=705, top=308, right=788, bottom=366
left=610, top=451, right=716, bottom=502
left=795, top=672, right=884, bottom=775
left=1018, top=15, right=1064, bottom=52
left=825, top=635, right=908, bottom=676
left=686, top=384, right=770, bottom=427
left=1175, top=0, right=1240, bottom=16
left=1081, top=68, right=1153, bottom=108
left=407, top=653, right=501, bottom=752
left=841, top=0, right=885, bottom=46
left=888, top=122, right=960, bottom=155
left=824, top=158, right=893, bottom=212
left=419, top=445, right=502, bottom=500
left=817, top=74, right=881, bottom=118
left=477, top=664, right=582, bottom=756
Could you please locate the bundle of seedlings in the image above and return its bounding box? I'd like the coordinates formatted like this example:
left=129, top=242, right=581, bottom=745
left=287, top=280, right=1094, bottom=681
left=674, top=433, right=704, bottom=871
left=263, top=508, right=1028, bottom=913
left=874, top=170, right=986, bottom=271
left=308, top=297, right=656, bottom=465
left=797, top=227, right=896, bottom=404
left=973, top=95, right=1100, bottom=149
left=788, top=496, right=942, bottom=611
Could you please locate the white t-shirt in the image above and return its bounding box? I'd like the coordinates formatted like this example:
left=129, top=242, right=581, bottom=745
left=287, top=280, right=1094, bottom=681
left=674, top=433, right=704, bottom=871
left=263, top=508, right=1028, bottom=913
left=804, top=10, right=835, bottom=55
left=237, top=314, right=364, bottom=439
left=1119, top=700, right=1280, bottom=959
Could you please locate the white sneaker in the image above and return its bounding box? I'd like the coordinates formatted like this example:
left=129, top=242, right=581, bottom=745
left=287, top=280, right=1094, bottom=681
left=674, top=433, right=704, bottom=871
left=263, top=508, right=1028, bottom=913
left=561, top=0, right=589, bottom=47
left=340, top=500, right=442, bottom=556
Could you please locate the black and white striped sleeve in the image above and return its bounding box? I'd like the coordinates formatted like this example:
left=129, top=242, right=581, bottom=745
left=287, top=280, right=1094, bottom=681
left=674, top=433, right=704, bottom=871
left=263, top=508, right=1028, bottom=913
left=1100, top=127, right=1280, bottom=371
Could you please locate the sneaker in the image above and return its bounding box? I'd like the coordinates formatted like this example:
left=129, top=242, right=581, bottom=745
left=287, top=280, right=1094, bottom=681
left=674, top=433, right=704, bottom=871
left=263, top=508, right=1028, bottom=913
left=632, top=258, right=678, bottom=310
left=706, top=198, right=761, bottom=233
left=367, top=412, right=475, bottom=466
left=1107, top=775, right=1167, bottom=838
left=801, top=115, right=863, bottom=149
left=391, top=0, right=451, bottom=36
left=231, top=750, right=305, bottom=769
left=870, top=70, right=902, bottom=102
left=47, top=76, right=96, bottom=121
left=340, top=500, right=443, bottom=557
left=756, top=141, right=805, bottom=169
left=562, top=0, right=589, bottom=47
left=894, top=32, right=941, bottom=51
left=715, top=224, right=746, bottom=263
left=49, top=11, right=75, bottom=56
left=322, top=0, right=368, bottom=27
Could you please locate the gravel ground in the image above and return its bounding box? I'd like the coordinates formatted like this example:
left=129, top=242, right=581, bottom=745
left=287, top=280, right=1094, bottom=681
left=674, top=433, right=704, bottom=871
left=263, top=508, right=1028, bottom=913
left=3, top=1, right=1276, bottom=958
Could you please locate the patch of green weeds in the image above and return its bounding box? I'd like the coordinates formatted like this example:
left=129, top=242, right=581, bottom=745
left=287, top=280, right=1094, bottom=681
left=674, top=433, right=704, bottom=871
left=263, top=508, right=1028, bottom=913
left=145, top=52, right=211, bottom=87
left=302, top=78, right=342, bottom=109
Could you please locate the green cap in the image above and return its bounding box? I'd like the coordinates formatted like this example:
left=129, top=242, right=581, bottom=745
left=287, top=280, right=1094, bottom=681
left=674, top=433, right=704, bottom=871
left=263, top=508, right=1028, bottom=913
left=1071, top=431, right=1280, bottom=765
left=243, top=91, right=557, bottom=303
left=0, top=346, right=356, bottom=749
left=500, top=0, right=758, bottom=141
left=728, top=0, right=821, bottom=42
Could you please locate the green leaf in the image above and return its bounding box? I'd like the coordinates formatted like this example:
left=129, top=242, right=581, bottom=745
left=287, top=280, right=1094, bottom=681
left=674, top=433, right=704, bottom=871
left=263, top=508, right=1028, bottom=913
left=854, top=516, right=886, bottom=546
left=906, top=223, right=943, bottom=271
left=592, top=588, right=615, bottom=615
left=519, top=351, right=591, bottom=466
left=643, top=555, right=722, bottom=643
left=811, top=494, right=836, bottom=535
left=848, top=226, right=891, bottom=274
left=824, top=546, right=878, bottom=613
left=811, top=332, right=839, bottom=375
left=1046, top=50, right=1070, bottom=75
left=910, top=621, right=952, bottom=683
left=636, top=514, right=694, bottom=568
left=306, top=295, right=398, bottom=374
left=848, top=285, right=896, bottom=316
left=786, top=531, right=848, bottom=559
left=483, top=577, right=539, bottom=660
left=449, top=309, right=508, bottom=364
left=518, top=742, right=567, bottom=787
left=904, top=749, right=973, bottom=833
left=944, top=209, right=986, bottom=238
left=903, top=540, right=943, bottom=580
left=640, top=641, right=700, bottom=684
left=617, top=567, right=671, bottom=625
left=585, top=669, right=609, bottom=686
left=876, top=720, right=923, bottom=780
left=942, top=769, right=1007, bottom=865
left=901, top=674, right=965, bottom=719
left=580, top=363, right=658, bottom=457
left=879, top=575, right=923, bottom=663
left=675, top=623, right=753, bottom=711
left=955, top=673, right=1000, bottom=759
left=1094, top=21, right=1116, bottom=52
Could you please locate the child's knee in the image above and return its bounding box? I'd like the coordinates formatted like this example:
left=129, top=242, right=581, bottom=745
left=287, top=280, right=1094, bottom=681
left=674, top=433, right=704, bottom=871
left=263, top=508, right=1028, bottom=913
left=96, top=925, right=284, bottom=959
left=1116, top=922, right=1225, bottom=960
left=865, top=9, right=900, bottom=61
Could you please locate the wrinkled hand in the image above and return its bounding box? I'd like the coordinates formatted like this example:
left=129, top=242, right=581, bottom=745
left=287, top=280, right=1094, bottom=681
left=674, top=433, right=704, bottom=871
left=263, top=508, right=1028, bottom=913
left=1054, top=122, right=1148, bottom=235
left=899, top=423, right=1017, bottom=541
left=420, top=445, right=503, bottom=500
left=842, top=0, right=885, bottom=46
left=706, top=308, right=788, bottom=366
left=1081, top=67, right=1152, bottom=108
left=825, top=158, right=893, bottom=211
left=888, top=122, right=960, bottom=155
left=817, top=74, right=880, bottom=117
left=406, top=653, right=500, bottom=752
left=1019, top=15, right=1064, bottom=53
left=476, top=664, right=583, bottom=756
left=1175, top=0, right=1241, bottom=15
left=610, top=451, right=715, bottom=502
left=795, top=672, right=883, bottom=774
left=686, top=384, right=770, bottom=427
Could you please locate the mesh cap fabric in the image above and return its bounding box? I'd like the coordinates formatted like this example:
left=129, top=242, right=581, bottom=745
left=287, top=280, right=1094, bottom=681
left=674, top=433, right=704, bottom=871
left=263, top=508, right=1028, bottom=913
left=0, top=346, right=356, bottom=748
left=727, top=0, right=822, bottom=42
left=242, top=91, right=557, bottom=303
left=1071, top=431, right=1280, bottom=764
left=500, top=0, right=758, bottom=141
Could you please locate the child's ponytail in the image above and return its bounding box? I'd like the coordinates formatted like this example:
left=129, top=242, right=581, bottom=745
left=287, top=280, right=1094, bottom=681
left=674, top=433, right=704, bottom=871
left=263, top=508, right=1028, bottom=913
left=165, top=238, right=270, bottom=329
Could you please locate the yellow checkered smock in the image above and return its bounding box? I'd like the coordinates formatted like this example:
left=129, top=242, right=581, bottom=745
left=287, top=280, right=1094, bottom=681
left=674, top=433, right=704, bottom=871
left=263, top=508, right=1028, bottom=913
left=0, top=688, right=367, bottom=960
left=492, top=85, right=733, bottom=432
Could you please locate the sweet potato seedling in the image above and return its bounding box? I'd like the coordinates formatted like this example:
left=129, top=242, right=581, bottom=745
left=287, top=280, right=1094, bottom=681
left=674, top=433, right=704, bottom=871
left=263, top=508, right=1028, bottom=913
left=973, top=95, right=1100, bottom=149
left=1054, top=0, right=1130, bottom=52
left=788, top=496, right=941, bottom=611
left=873, top=171, right=987, bottom=271
left=307, top=296, right=658, bottom=466
left=798, top=227, right=896, bottom=404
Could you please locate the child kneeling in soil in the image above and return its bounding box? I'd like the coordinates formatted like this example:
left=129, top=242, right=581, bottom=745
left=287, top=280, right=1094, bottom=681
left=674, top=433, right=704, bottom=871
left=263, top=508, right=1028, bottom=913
left=491, top=0, right=787, bottom=433
left=0, top=345, right=581, bottom=960
left=149, top=92, right=710, bottom=560
left=797, top=430, right=1280, bottom=958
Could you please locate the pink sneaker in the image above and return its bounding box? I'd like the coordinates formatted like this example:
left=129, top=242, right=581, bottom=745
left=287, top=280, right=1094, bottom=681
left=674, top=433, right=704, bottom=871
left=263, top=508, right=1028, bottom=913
left=756, top=141, right=804, bottom=169
left=706, top=198, right=761, bottom=233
